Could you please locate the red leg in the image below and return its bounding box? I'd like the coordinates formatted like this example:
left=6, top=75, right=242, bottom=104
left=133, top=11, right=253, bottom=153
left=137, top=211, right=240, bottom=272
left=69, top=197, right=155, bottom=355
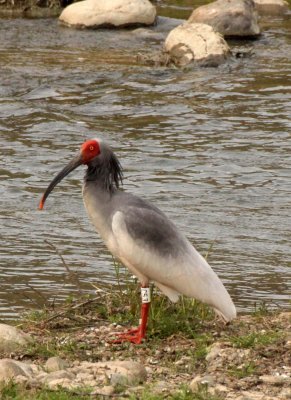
left=110, top=286, right=151, bottom=344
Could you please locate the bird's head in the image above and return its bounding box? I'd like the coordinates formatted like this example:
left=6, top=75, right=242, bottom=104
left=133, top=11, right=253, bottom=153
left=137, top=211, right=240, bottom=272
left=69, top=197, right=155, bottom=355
left=39, top=138, right=121, bottom=210
left=80, top=139, right=101, bottom=164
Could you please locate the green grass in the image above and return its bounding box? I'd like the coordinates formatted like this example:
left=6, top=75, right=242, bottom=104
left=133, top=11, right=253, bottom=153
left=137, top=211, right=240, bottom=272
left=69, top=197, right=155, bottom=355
left=20, top=257, right=215, bottom=343
left=228, top=362, right=257, bottom=379
left=0, top=383, right=224, bottom=400
left=0, top=382, right=92, bottom=400
left=229, top=331, right=281, bottom=349
left=252, top=301, right=270, bottom=317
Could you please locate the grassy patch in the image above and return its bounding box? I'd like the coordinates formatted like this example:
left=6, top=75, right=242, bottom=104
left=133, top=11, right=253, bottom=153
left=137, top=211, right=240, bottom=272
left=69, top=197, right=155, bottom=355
left=252, top=302, right=271, bottom=317
left=0, top=382, right=92, bottom=400
left=25, top=335, right=81, bottom=360
left=229, top=331, right=281, bottom=349
left=228, top=361, right=257, bottom=379
left=0, top=383, right=224, bottom=400
left=20, top=258, right=215, bottom=343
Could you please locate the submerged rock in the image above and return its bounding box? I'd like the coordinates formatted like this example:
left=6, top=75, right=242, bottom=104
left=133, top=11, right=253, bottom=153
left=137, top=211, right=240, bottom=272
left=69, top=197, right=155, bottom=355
left=59, top=0, right=156, bottom=29
left=164, top=22, right=230, bottom=67
left=0, top=323, right=32, bottom=353
left=254, top=0, right=289, bottom=15
left=188, top=0, right=261, bottom=37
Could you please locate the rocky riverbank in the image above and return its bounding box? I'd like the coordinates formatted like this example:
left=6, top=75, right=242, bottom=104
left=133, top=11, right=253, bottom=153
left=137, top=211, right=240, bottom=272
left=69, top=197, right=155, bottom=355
left=0, top=303, right=290, bottom=399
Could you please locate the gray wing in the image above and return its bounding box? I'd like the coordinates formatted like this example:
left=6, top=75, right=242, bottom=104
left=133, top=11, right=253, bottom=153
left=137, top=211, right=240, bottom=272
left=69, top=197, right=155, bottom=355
left=120, top=204, right=189, bottom=259
left=110, top=195, right=201, bottom=284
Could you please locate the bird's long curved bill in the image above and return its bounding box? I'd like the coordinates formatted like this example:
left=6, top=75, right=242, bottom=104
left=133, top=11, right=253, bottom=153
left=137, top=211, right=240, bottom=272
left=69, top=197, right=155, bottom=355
left=39, top=154, right=83, bottom=210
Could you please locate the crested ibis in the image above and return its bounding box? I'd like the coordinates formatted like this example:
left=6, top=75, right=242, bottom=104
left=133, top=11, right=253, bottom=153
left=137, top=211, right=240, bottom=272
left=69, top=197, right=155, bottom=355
left=39, top=138, right=236, bottom=344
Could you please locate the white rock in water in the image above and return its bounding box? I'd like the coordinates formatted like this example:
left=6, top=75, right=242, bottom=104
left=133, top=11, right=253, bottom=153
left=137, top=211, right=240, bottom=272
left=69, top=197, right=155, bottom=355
left=254, top=0, right=289, bottom=15
left=0, top=323, right=32, bottom=352
left=59, top=0, right=156, bottom=29
left=164, top=23, right=230, bottom=67
left=188, top=0, right=260, bottom=37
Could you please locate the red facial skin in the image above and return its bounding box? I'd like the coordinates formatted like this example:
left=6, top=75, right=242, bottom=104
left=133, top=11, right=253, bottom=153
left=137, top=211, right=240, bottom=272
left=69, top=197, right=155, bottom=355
left=81, top=139, right=101, bottom=164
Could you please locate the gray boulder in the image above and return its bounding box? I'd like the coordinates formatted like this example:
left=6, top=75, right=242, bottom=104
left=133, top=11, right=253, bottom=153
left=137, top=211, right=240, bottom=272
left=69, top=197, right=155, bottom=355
left=188, top=0, right=260, bottom=37
left=59, top=0, right=156, bottom=29
left=164, top=23, right=230, bottom=67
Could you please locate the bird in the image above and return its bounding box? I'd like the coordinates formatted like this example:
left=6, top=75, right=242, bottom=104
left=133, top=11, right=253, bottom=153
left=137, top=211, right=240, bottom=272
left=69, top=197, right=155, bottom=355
left=39, top=138, right=236, bottom=344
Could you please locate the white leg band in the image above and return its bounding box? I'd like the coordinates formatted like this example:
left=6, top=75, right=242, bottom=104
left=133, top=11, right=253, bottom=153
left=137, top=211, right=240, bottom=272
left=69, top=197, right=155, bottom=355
left=141, top=287, right=151, bottom=303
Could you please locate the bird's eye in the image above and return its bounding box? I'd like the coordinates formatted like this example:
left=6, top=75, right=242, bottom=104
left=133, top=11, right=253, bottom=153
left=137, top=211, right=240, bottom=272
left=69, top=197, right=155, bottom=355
left=89, top=146, right=94, bottom=151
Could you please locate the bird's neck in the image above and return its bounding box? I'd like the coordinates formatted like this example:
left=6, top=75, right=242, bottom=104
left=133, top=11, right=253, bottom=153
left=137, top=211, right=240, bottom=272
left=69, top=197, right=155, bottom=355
left=84, top=152, right=123, bottom=193
left=82, top=181, right=113, bottom=241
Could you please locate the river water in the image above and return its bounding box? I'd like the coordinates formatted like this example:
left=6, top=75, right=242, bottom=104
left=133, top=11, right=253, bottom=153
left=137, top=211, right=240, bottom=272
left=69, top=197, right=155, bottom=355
left=1, top=3, right=290, bottom=320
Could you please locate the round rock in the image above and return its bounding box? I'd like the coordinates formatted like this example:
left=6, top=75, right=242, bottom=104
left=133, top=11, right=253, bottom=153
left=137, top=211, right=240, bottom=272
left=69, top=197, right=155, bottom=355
left=45, top=356, right=69, bottom=372
left=0, top=324, right=32, bottom=353
left=188, top=0, right=260, bottom=37
left=59, top=0, right=157, bottom=29
left=164, top=22, right=230, bottom=67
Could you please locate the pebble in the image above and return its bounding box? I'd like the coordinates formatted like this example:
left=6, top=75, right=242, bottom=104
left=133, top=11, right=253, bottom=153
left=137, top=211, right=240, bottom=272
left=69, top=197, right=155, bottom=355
left=206, top=342, right=223, bottom=362
left=236, top=392, right=275, bottom=400
left=259, top=374, right=290, bottom=386
left=44, top=370, right=76, bottom=384
left=190, top=374, right=215, bottom=391
left=75, top=372, right=93, bottom=382
left=279, top=388, right=291, bottom=399
left=94, top=385, right=115, bottom=396
left=47, top=378, right=73, bottom=390
left=45, top=356, right=69, bottom=372
left=110, top=372, right=128, bottom=386
left=152, top=380, right=169, bottom=393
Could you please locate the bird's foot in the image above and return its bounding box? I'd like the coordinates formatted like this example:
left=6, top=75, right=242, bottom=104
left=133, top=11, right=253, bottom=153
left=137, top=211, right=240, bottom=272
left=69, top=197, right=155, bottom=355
left=109, top=327, right=144, bottom=344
